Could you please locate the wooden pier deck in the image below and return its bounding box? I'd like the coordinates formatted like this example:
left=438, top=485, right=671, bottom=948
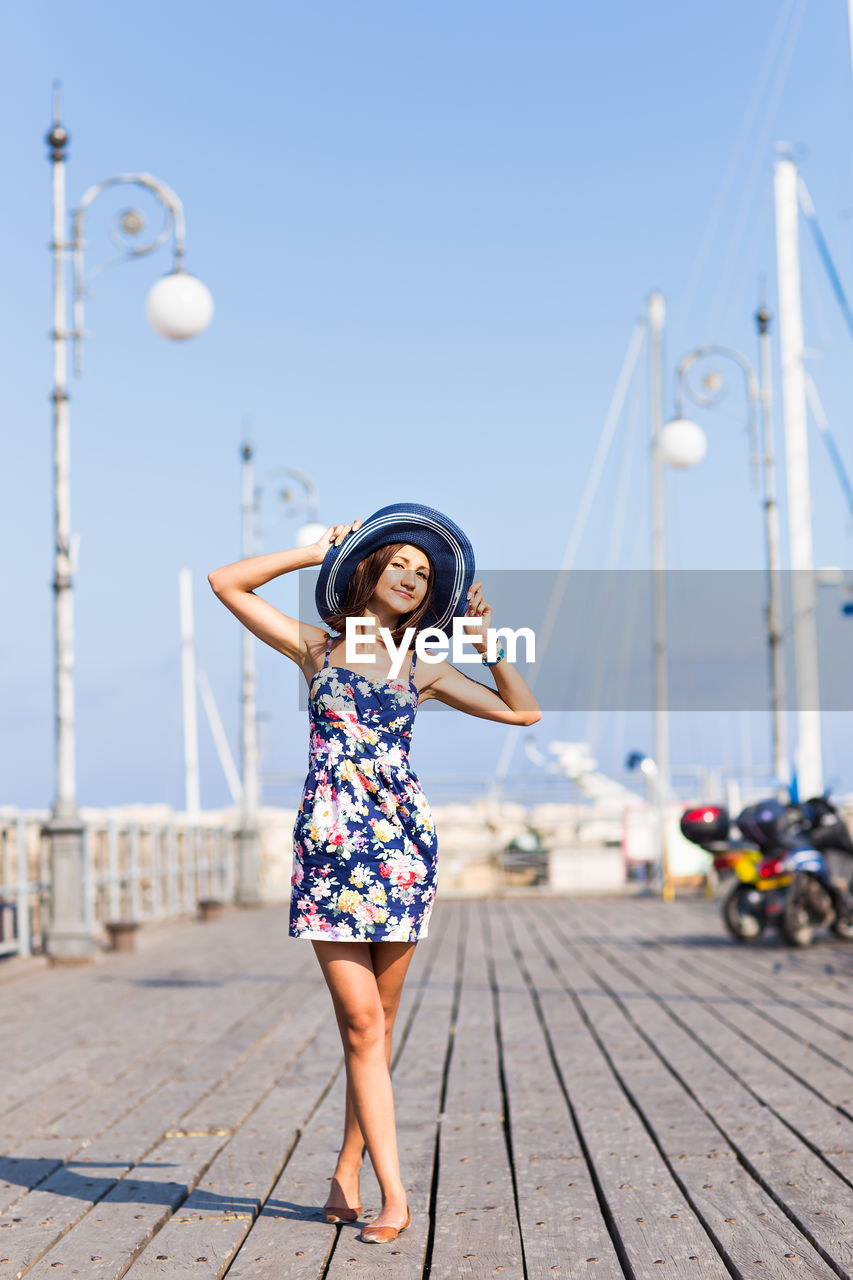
left=2, top=895, right=853, bottom=1279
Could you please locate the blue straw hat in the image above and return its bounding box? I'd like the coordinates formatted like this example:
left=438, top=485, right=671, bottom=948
left=315, top=501, right=475, bottom=634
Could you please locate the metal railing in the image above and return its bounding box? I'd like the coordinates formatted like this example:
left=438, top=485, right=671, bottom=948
left=260, top=767, right=784, bottom=810
left=0, top=813, right=46, bottom=959
left=0, top=811, right=238, bottom=959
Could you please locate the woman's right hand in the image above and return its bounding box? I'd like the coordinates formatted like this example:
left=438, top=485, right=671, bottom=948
left=311, top=519, right=363, bottom=562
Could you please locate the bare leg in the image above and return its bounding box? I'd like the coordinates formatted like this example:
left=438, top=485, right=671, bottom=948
left=326, top=941, right=417, bottom=1207
left=313, top=939, right=416, bottom=1227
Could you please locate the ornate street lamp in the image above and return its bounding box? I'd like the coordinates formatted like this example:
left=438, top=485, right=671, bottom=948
left=44, top=88, right=213, bottom=962
left=658, top=416, right=708, bottom=469
left=664, top=319, right=788, bottom=790
left=235, top=449, right=322, bottom=904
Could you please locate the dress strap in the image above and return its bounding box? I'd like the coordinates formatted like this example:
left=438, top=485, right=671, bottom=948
left=323, top=634, right=333, bottom=669
left=409, top=647, right=417, bottom=679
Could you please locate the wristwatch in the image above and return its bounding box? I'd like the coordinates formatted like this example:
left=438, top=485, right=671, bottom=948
left=482, top=645, right=505, bottom=667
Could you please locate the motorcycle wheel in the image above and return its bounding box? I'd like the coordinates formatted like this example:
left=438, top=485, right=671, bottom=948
left=722, top=883, right=764, bottom=943
left=780, top=880, right=815, bottom=948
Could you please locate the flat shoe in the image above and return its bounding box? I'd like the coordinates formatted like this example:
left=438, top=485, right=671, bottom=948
left=359, top=1205, right=411, bottom=1243
left=323, top=1202, right=361, bottom=1224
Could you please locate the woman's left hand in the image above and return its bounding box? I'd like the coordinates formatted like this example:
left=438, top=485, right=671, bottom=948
left=463, top=581, right=493, bottom=655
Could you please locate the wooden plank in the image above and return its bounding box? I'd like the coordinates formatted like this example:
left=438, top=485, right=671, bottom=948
left=0, top=1041, right=192, bottom=1149
left=646, top=942, right=853, bottom=1098
left=511, top=906, right=731, bottom=1279
left=172, top=980, right=335, bottom=1138
left=11, top=895, right=853, bottom=1279
left=220, top=1064, right=347, bottom=1280
left=19, top=1130, right=228, bottom=1280
left=428, top=902, right=525, bottom=1278
left=0, top=1036, right=223, bottom=1219
left=0, top=925, right=320, bottom=1151
left=0, top=1043, right=143, bottom=1123
left=530, top=904, right=838, bottom=1280
left=0, top=991, right=330, bottom=1277
left=596, top=926, right=853, bottom=1173
left=0, top=977, right=302, bottom=1213
left=0, top=912, right=330, bottom=1273
left=122, top=1014, right=346, bottom=1278
left=324, top=901, right=462, bottom=1279
left=0, top=1155, right=131, bottom=1279
left=226, top=902, right=460, bottom=1280
left=0, top=920, right=219, bottom=1077
left=543, top=902, right=853, bottom=1276
left=607, top=895, right=853, bottom=1013
left=0, top=991, right=206, bottom=1121
left=0, top=960, right=320, bottom=1216
left=44, top=968, right=321, bottom=1157
left=566, top=895, right=853, bottom=1074
left=651, top=926, right=853, bottom=1050
left=612, top=895, right=853, bottom=1035
left=125, top=916, right=443, bottom=1278
left=487, top=901, right=624, bottom=1279
left=323, top=902, right=459, bottom=1278
left=0, top=905, right=318, bottom=1093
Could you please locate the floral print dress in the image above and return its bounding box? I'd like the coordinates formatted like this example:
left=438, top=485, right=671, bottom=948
left=288, top=634, right=437, bottom=941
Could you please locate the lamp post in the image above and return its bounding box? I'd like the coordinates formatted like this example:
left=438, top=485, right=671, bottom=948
left=44, top=90, right=212, bottom=963
left=236, top=448, right=323, bottom=904
left=236, top=443, right=262, bottom=905
left=663, top=317, right=788, bottom=791
left=647, top=291, right=674, bottom=900
left=756, top=307, right=788, bottom=790
left=626, top=751, right=665, bottom=893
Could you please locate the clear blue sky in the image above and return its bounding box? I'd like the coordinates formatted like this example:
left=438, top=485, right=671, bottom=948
left=4, top=0, right=853, bottom=810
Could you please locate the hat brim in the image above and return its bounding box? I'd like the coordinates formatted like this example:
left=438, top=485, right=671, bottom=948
left=315, top=502, right=475, bottom=633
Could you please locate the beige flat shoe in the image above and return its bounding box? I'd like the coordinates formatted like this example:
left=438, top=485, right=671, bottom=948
left=323, top=1173, right=361, bottom=1223
left=359, top=1205, right=411, bottom=1243
left=324, top=1201, right=361, bottom=1224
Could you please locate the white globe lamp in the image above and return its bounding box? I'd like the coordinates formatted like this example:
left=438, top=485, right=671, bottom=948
left=146, top=270, right=214, bottom=340
left=659, top=417, right=708, bottom=468
left=296, top=522, right=328, bottom=548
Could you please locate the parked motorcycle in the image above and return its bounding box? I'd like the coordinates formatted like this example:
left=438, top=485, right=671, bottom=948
left=680, top=796, right=853, bottom=946
left=769, top=796, right=853, bottom=947
left=680, top=803, right=768, bottom=942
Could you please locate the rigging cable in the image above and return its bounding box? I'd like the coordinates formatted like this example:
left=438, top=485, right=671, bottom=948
left=795, top=177, right=853, bottom=519
left=584, top=353, right=642, bottom=754
left=703, top=0, right=808, bottom=340
left=491, top=320, right=647, bottom=792
left=803, top=372, right=853, bottom=520
left=798, top=175, right=853, bottom=343
left=679, top=0, right=803, bottom=324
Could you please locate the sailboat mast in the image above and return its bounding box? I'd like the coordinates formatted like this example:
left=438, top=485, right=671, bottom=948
left=773, top=153, right=823, bottom=797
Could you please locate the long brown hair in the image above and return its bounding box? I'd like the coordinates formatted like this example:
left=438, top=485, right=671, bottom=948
left=325, top=543, right=435, bottom=644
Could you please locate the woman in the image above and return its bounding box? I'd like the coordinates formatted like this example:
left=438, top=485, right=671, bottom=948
left=209, top=501, right=541, bottom=1244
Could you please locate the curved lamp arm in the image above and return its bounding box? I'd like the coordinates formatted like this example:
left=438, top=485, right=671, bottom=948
left=256, top=467, right=320, bottom=526
left=70, top=172, right=188, bottom=373
left=673, top=344, right=760, bottom=486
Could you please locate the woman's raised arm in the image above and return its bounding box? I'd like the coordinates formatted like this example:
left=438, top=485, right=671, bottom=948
left=418, top=579, right=541, bottom=726
left=421, top=659, right=542, bottom=726
left=208, top=520, right=361, bottom=668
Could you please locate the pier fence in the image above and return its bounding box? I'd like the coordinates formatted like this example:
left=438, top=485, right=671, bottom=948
left=0, top=809, right=238, bottom=958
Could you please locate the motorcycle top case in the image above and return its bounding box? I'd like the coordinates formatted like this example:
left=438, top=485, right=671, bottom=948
left=680, top=805, right=730, bottom=847
left=737, top=799, right=804, bottom=850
